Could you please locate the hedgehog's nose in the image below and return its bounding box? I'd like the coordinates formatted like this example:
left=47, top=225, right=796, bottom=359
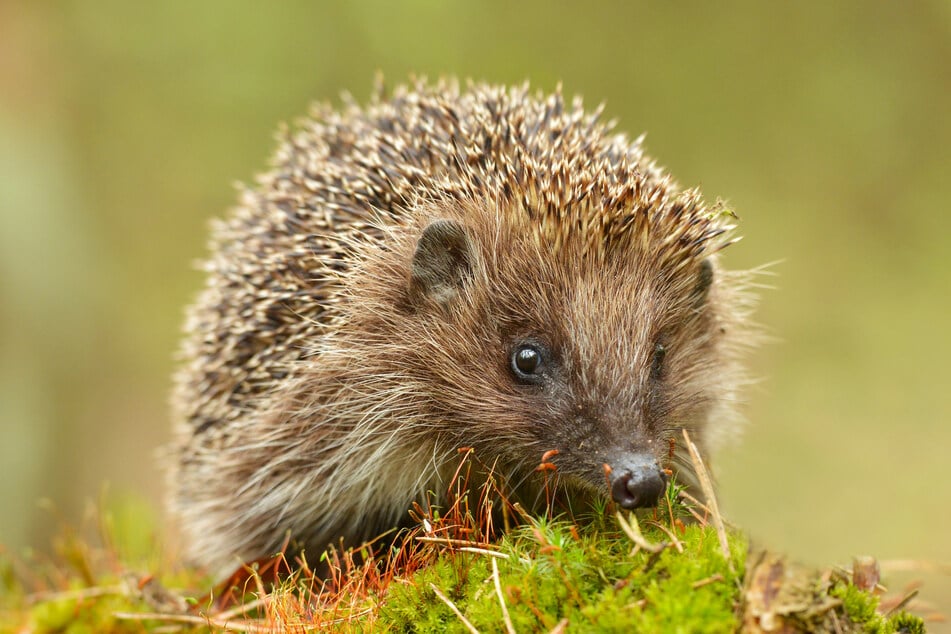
left=610, top=460, right=668, bottom=510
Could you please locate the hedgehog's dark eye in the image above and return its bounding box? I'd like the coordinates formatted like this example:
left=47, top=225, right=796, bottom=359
left=511, top=344, right=544, bottom=382
left=650, top=342, right=667, bottom=381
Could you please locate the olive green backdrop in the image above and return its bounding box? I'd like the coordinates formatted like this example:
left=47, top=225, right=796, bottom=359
left=2, top=0, right=948, bottom=622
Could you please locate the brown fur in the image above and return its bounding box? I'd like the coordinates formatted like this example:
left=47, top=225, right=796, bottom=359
left=168, top=79, right=757, bottom=575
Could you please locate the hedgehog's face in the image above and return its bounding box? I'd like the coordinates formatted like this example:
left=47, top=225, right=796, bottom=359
left=404, top=213, right=730, bottom=511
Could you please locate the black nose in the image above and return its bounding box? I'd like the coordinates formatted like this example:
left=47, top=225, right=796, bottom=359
left=610, top=462, right=668, bottom=510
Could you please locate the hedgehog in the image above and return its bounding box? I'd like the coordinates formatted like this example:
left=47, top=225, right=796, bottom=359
left=168, top=79, right=757, bottom=575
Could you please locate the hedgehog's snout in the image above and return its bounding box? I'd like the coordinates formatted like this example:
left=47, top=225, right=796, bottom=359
left=609, top=457, right=668, bottom=510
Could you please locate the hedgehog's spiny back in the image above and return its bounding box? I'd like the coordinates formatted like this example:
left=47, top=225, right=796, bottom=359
left=173, top=81, right=726, bottom=438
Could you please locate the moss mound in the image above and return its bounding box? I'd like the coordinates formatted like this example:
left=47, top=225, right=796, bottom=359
left=0, top=488, right=927, bottom=633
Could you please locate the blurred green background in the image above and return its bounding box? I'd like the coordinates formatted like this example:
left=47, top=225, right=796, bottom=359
left=1, top=0, right=948, bottom=622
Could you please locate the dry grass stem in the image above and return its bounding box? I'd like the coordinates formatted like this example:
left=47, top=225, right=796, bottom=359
left=878, top=559, right=951, bottom=575
left=648, top=520, right=684, bottom=554
left=616, top=512, right=664, bottom=554
left=430, top=582, right=481, bottom=634
left=114, top=611, right=300, bottom=633
left=691, top=573, right=724, bottom=589
left=458, top=546, right=510, bottom=559
left=415, top=536, right=496, bottom=549
left=492, top=557, right=516, bottom=634
left=676, top=489, right=711, bottom=514
left=884, top=589, right=920, bottom=616
left=215, top=596, right=270, bottom=621
left=675, top=490, right=711, bottom=524
left=682, top=429, right=732, bottom=569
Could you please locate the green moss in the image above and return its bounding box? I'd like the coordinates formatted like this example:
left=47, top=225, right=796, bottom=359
left=377, top=515, right=747, bottom=632
left=0, top=495, right=929, bottom=633
left=887, top=612, right=927, bottom=634
left=831, top=583, right=926, bottom=634
left=29, top=595, right=121, bottom=634
left=834, top=583, right=881, bottom=626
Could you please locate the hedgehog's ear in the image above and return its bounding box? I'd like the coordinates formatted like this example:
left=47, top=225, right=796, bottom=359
left=410, top=219, right=474, bottom=306
left=692, top=258, right=715, bottom=307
